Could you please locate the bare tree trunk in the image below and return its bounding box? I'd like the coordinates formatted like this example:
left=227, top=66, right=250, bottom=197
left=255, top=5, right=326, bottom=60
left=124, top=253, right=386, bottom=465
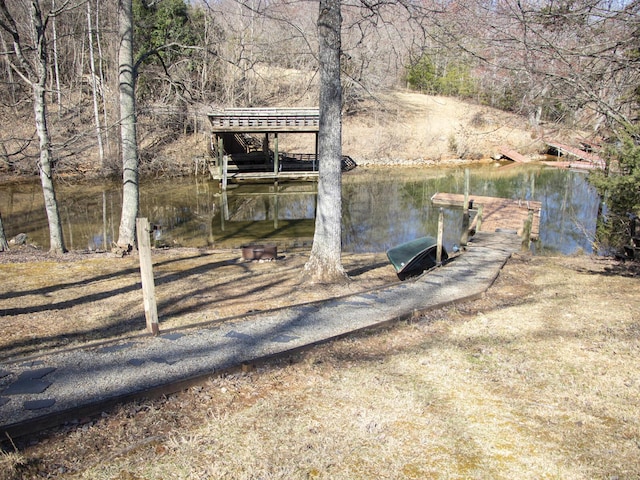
left=51, top=0, right=61, bottom=115
left=303, top=0, right=347, bottom=284
left=0, top=32, right=16, bottom=108
left=0, top=211, right=9, bottom=251
left=87, top=0, right=104, bottom=166
left=116, top=0, right=139, bottom=251
left=31, top=1, right=66, bottom=254
left=95, top=0, right=110, bottom=160
left=0, top=0, right=66, bottom=254
left=34, top=79, right=66, bottom=254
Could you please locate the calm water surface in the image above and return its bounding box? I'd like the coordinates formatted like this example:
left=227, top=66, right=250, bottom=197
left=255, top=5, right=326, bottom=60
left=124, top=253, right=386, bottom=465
left=0, top=164, right=600, bottom=255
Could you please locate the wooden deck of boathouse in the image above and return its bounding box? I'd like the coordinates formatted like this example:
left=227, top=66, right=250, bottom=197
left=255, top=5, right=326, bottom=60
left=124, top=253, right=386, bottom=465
left=207, top=108, right=325, bottom=185
left=431, top=192, right=542, bottom=241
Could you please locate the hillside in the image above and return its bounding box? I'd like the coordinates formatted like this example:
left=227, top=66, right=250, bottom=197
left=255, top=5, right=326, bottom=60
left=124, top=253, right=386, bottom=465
left=343, top=91, right=543, bottom=165
left=162, top=90, right=581, bottom=171
left=1, top=88, right=582, bottom=178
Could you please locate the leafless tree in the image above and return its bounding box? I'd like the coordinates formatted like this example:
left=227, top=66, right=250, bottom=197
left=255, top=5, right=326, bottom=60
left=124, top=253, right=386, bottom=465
left=116, top=0, right=139, bottom=251
left=86, top=0, right=104, bottom=165
left=434, top=0, right=640, bottom=136
left=0, top=0, right=67, bottom=254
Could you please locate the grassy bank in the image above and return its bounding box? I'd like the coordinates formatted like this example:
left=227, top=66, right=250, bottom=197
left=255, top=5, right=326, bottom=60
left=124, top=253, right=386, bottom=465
left=2, top=253, right=639, bottom=479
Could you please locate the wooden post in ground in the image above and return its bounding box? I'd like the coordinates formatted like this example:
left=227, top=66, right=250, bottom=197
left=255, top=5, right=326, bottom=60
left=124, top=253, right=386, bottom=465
left=436, top=208, right=444, bottom=264
left=521, top=209, right=534, bottom=252
left=136, top=217, right=160, bottom=336
left=476, top=204, right=484, bottom=232
left=461, top=168, right=470, bottom=246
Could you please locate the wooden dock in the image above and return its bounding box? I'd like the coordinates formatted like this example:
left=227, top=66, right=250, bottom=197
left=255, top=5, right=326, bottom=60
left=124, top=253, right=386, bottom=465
left=544, top=140, right=605, bottom=170
left=498, top=146, right=529, bottom=163
left=207, top=108, right=328, bottom=185
left=208, top=108, right=320, bottom=133
left=431, top=192, right=542, bottom=240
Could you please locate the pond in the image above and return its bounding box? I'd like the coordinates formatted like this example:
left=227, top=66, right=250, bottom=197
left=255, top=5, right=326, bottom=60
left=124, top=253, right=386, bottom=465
left=0, top=163, right=600, bottom=255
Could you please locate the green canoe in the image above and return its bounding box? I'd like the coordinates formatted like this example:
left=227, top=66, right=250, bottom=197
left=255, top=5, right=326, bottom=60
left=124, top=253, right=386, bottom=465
left=386, top=236, right=447, bottom=281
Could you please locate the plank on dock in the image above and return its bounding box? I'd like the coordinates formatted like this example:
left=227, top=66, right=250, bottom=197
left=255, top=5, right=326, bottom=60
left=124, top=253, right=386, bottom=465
left=431, top=192, right=541, bottom=240
left=498, top=146, right=529, bottom=163
left=545, top=140, right=605, bottom=169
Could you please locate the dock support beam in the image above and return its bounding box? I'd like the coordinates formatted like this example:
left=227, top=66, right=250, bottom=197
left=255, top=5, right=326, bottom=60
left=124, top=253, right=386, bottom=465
left=521, top=210, right=534, bottom=251
left=273, top=133, right=279, bottom=175
left=217, top=137, right=224, bottom=178
left=222, top=155, right=228, bottom=191
left=436, top=208, right=444, bottom=264
left=461, top=168, right=470, bottom=246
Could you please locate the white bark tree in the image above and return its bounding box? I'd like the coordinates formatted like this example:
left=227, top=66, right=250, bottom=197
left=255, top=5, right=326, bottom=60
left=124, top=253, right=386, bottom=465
left=116, top=0, right=139, bottom=251
left=86, top=0, right=104, bottom=166
left=0, top=0, right=66, bottom=254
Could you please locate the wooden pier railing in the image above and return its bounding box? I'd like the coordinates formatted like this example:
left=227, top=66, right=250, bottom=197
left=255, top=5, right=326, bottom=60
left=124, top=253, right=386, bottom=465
left=432, top=192, right=542, bottom=241
left=208, top=108, right=320, bottom=133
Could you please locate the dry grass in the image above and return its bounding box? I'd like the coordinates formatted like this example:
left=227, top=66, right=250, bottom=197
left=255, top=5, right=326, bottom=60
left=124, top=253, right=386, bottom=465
left=3, top=254, right=639, bottom=479
left=274, top=91, right=544, bottom=165
left=0, top=247, right=396, bottom=361
left=0, top=88, right=635, bottom=477
left=341, top=92, right=543, bottom=163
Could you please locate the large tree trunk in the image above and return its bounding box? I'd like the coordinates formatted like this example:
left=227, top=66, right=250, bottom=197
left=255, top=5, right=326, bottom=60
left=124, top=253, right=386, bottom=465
left=31, top=0, right=65, bottom=254
left=303, top=0, right=347, bottom=284
left=34, top=80, right=66, bottom=254
left=116, top=0, right=139, bottom=251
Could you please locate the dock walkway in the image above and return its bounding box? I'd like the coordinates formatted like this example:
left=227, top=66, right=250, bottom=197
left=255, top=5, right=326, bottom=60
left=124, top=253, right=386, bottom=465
left=0, top=231, right=521, bottom=440
left=544, top=140, right=606, bottom=170
left=432, top=193, right=541, bottom=240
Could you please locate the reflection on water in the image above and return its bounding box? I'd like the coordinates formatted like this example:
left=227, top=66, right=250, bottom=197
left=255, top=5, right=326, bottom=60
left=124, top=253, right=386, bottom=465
left=0, top=164, right=600, bottom=255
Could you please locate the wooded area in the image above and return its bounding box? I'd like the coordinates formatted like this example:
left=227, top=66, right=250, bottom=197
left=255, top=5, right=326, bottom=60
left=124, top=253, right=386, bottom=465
left=0, top=0, right=636, bottom=175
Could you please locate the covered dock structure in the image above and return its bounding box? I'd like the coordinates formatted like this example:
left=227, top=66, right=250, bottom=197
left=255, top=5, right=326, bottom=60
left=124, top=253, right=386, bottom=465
left=207, top=108, right=355, bottom=187
left=208, top=107, right=320, bottom=186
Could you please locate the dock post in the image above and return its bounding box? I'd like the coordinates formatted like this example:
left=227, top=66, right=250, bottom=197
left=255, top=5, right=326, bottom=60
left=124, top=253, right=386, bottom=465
left=521, top=209, right=534, bottom=251
left=136, top=217, right=160, bottom=336
left=222, top=155, right=228, bottom=191
left=273, top=133, right=279, bottom=175
left=436, top=208, right=444, bottom=264
left=217, top=137, right=224, bottom=178
left=461, top=168, right=470, bottom=246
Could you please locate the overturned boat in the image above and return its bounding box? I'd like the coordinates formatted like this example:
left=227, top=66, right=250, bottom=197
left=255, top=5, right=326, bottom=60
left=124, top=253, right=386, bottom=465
left=386, top=236, right=447, bottom=281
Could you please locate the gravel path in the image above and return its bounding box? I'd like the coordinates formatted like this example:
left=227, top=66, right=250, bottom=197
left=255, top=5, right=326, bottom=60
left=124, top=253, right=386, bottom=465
left=0, top=231, right=521, bottom=440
